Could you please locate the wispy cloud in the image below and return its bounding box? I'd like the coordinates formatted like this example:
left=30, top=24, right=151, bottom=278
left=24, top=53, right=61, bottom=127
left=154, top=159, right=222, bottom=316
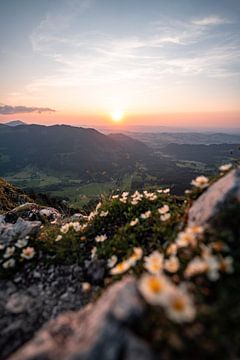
left=9, top=6, right=238, bottom=112
left=0, top=104, right=56, bottom=115
left=192, top=16, right=231, bottom=26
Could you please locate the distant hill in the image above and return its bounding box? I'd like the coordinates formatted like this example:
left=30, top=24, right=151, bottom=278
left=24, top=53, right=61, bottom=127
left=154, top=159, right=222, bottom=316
left=0, top=124, right=151, bottom=179
left=163, top=143, right=240, bottom=164
left=4, top=120, right=26, bottom=127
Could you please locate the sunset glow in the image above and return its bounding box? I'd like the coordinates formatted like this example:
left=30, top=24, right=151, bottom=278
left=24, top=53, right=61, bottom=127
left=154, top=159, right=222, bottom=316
left=0, top=0, right=239, bottom=128
left=110, top=110, right=124, bottom=123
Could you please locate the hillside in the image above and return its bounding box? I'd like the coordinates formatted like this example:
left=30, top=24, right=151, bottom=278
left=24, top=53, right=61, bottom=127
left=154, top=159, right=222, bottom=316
left=0, top=178, right=31, bottom=213
left=0, top=124, right=151, bottom=177
left=0, top=166, right=240, bottom=359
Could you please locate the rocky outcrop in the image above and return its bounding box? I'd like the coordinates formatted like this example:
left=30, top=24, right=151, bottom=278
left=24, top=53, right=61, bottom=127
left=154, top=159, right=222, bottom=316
left=5, top=203, right=61, bottom=223
left=9, top=277, right=151, bottom=360
left=0, top=217, right=41, bottom=246
left=188, top=167, right=240, bottom=226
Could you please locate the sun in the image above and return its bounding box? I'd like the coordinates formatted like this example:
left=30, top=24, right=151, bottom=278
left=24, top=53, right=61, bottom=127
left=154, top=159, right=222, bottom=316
left=110, top=110, right=124, bottom=122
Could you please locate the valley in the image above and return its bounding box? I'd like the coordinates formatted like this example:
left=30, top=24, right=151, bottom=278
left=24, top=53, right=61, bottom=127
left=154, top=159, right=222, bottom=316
left=0, top=123, right=239, bottom=209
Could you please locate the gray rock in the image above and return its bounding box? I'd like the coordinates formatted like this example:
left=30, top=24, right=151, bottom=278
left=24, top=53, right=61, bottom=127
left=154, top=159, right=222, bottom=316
left=5, top=293, right=34, bottom=314
left=5, top=202, right=61, bottom=223
left=9, top=277, right=148, bottom=360
left=188, top=167, right=240, bottom=227
left=0, top=217, right=41, bottom=245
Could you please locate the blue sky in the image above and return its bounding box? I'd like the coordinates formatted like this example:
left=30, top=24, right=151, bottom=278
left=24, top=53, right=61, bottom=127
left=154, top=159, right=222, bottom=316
left=0, top=0, right=239, bottom=127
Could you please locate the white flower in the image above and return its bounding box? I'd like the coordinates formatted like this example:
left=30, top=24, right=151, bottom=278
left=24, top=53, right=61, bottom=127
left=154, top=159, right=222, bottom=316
left=144, top=251, right=164, bottom=274
left=15, top=238, right=28, bottom=248
left=176, top=231, right=197, bottom=248
left=96, top=202, right=102, bottom=211
left=140, top=210, right=151, bottom=219
left=2, top=258, right=15, bottom=269
left=3, top=246, right=15, bottom=258
left=219, top=163, right=232, bottom=172
left=55, top=235, right=63, bottom=242
left=164, top=256, right=180, bottom=273
left=110, top=260, right=132, bottom=275
left=166, top=243, right=178, bottom=256
left=205, top=256, right=220, bottom=281
left=21, top=247, right=35, bottom=260
left=88, top=210, right=98, bottom=221
left=191, top=175, right=209, bottom=189
left=157, top=189, right=163, bottom=193
left=130, top=190, right=143, bottom=204
left=184, top=257, right=207, bottom=278
left=95, top=234, right=107, bottom=243
left=91, top=246, right=97, bottom=259
left=138, top=273, right=172, bottom=306
left=128, top=247, right=143, bottom=265
left=82, top=282, right=91, bottom=292
left=176, top=226, right=203, bottom=248
left=130, top=218, right=139, bottom=227
left=165, top=288, right=196, bottom=323
left=100, top=210, right=109, bottom=217
left=107, top=255, right=118, bottom=268
left=119, top=197, right=128, bottom=204
left=158, top=205, right=170, bottom=214
left=112, top=194, right=119, bottom=199
left=60, top=223, right=70, bottom=234
left=163, top=188, right=170, bottom=194
left=160, top=213, right=171, bottom=221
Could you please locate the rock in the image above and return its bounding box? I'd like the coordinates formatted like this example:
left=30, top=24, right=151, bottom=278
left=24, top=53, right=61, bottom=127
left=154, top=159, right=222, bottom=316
left=0, top=260, right=92, bottom=359
left=188, top=168, right=240, bottom=227
left=0, top=217, right=41, bottom=245
left=5, top=203, right=61, bottom=223
left=5, top=293, right=34, bottom=314
left=86, top=259, right=106, bottom=284
left=71, top=213, right=88, bottom=221
left=9, top=277, right=148, bottom=360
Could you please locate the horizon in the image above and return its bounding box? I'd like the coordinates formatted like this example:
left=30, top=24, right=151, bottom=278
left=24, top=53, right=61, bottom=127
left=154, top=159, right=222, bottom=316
left=1, top=0, right=240, bottom=128
left=1, top=119, right=240, bottom=134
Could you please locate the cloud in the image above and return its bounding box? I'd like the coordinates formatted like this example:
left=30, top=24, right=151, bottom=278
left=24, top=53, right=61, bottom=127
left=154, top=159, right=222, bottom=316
left=0, top=104, right=56, bottom=115
left=192, top=16, right=231, bottom=26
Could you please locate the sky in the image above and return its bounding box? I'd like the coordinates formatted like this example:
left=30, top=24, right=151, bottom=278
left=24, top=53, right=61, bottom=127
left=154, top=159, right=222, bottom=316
left=0, top=0, right=240, bottom=128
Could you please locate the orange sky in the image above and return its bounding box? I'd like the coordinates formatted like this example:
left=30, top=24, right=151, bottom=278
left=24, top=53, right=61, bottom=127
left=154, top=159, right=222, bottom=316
left=1, top=110, right=239, bottom=129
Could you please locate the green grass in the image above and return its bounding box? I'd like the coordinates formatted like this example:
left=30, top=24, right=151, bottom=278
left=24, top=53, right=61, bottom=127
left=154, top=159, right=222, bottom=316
left=6, top=169, right=61, bottom=188
left=50, top=181, right=116, bottom=207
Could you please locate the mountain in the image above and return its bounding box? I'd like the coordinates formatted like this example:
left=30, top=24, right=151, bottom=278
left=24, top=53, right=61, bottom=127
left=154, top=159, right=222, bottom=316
left=4, top=120, right=26, bottom=127
left=0, top=124, right=151, bottom=179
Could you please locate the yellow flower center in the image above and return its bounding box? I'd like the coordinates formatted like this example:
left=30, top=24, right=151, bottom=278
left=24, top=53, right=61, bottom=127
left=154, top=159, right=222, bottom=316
left=148, top=277, right=163, bottom=293
left=172, top=297, right=185, bottom=312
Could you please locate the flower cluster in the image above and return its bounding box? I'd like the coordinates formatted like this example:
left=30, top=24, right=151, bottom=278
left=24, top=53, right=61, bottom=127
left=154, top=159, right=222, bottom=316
left=0, top=236, right=35, bottom=270
left=158, top=204, right=171, bottom=221
left=139, top=273, right=195, bottom=323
